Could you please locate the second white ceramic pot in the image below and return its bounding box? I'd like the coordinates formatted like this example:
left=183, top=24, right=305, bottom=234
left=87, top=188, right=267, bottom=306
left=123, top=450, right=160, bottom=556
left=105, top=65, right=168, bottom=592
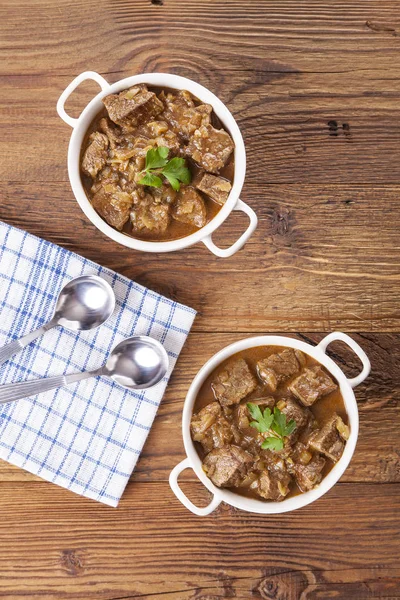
left=169, top=332, right=370, bottom=516
left=57, top=71, right=258, bottom=257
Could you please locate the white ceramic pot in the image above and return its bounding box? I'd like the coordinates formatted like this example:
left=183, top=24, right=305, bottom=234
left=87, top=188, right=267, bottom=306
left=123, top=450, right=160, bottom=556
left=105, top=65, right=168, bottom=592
left=57, top=71, right=257, bottom=257
left=169, top=332, right=370, bottom=516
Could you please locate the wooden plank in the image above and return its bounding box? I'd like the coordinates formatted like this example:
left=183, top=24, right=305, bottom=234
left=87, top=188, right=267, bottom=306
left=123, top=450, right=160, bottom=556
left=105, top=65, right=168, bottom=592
left=1, top=183, right=399, bottom=332
left=2, top=0, right=400, bottom=76
left=0, top=333, right=398, bottom=484
left=1, top=69, right=400, bottom=184
left=0, top=481, right=398, bottom=599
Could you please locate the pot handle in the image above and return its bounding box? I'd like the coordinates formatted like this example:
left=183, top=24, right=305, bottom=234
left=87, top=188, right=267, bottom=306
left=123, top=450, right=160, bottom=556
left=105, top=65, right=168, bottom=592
left=169, top=458, right=222, bottom=516
left=57, top=71, right=110, bottom=128
left=202, top=199, right=258, bottom=258
left=317, top=332, right=371, bottom=388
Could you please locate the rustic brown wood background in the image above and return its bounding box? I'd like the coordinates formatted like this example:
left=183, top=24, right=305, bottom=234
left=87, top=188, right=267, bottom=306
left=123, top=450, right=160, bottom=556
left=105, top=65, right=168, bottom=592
left=1, top=0, right=400, bottom=598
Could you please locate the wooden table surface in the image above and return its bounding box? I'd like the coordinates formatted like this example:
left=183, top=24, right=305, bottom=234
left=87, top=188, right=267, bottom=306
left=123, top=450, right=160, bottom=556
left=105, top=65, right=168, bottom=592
left=1, top=1, right=400, bottom=598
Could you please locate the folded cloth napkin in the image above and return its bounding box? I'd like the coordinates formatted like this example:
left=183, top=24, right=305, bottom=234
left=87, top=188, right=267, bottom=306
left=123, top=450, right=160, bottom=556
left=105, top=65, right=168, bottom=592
left=0, top=222, right=196, bottom=506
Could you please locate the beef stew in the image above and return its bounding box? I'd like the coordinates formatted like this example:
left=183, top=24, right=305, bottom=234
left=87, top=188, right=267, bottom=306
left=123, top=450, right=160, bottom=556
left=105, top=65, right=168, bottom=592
left=191, top=345, right=349, bottom=502
left=80, top=84, right=235, bottom=242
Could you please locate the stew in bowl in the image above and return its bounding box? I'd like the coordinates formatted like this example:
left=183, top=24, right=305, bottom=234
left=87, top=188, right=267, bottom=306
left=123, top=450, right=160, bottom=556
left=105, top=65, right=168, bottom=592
left=192, top=345, right=349, bottom=502
left=169, top=333, right=370, bottom=515
left=81, top=84, right=235, bottom=242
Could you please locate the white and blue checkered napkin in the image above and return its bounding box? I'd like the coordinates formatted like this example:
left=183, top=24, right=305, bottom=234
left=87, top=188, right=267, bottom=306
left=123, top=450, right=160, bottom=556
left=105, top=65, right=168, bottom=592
left=0, top=221, right=196, bottom=506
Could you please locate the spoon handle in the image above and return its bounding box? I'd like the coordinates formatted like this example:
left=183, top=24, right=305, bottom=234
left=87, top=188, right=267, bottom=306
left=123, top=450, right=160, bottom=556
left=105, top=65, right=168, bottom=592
left=0, top=369, right=99, bottom=405
left=0, top=320, right=57, bottom=367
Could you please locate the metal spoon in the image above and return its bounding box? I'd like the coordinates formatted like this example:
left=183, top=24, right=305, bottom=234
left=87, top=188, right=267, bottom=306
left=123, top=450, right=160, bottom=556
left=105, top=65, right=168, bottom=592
left=0, top=336, right=169, bottom=404
left=0, top=275, right=115, bottom=366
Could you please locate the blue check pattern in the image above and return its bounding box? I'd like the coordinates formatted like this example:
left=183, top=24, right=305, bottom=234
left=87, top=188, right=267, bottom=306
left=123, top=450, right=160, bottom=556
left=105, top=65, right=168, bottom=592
left=0, top=222, right=196, bottom=506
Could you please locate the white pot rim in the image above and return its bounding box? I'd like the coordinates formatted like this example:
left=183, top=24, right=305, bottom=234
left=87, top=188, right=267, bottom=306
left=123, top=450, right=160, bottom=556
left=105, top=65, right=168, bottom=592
left=170, top=332, right=371, bottom=515
left=57, top=71, right=257, bottom=256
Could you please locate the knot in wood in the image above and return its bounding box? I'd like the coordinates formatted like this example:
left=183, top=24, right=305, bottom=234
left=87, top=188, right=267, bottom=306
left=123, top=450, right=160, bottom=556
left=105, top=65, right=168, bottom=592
left=256, top=570, right=308, bottom=599
left=270, top=206, right=293, bottom=239
left=60, top=549, right=85, bottom=576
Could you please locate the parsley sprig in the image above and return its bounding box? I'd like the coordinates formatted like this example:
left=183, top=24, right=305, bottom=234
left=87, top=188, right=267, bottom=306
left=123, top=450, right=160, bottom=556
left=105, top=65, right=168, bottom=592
left=246, top=403, right=296, bottom=451
left=138, top=146, right=191, bottom=192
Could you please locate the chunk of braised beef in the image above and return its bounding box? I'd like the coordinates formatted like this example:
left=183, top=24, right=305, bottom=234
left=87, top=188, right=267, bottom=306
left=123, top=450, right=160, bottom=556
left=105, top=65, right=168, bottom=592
left=202, top=445, right=253, bottom=488
left=235, top=403, right=250, bottom=431
left=130, top=193, right=170, bottom=235
left=99, top=117, right=123, bottom=149
left=151, top=184, right=177, bottom=206
left=191, top=402, right=221, bottom=438
left=161, top=90, right=212, bottom=141
left=91, top=186, right=133, bottom=231
left=257, top=349, right=305, bottom=392
left=287, top=442, right=313, bottom=472
left=307, top=414, right=349, bottom=463
left=90, top=166, right=120, bottom=195
left=190, top=402, right=235, bottom=453
left=103, top=84, right=164, bottom=129
left=195, top=173, right=232, bottom=205
left=289, top=365, right=337, bottom=406
left=186, top=124, right=234, bottom=173
left=277, top=398, right=310, bottom=429
left=171, top=186, right=207, bottom=228
left=82, top=132, right=109, bottom=179
left=250, top=454, right=292, bottom=501
left=137, top=120, right=181, bottom=153
left=212, top=358, right=257, bottom=407
left=156, top=130, right=181, bottom=153
left=294, top=454, right=326, bottom=492
left=255, top=470, right=291, bottom=501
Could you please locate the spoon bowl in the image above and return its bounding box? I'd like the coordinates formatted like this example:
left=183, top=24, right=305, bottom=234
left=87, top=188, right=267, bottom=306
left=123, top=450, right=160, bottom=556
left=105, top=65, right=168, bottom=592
left=104, top=336, right=170, bottom=389
left=54, top=275, right=115, bottom=331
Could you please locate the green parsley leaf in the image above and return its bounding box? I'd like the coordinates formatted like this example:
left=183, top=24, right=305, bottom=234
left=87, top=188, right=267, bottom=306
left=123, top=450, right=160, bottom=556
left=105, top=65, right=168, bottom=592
left=247, top=402, right=263, bottom=423
left=271, top=407, right=285, bottom=437
left=145, top=146, right=170, bottom=170
left=271, top=407, right=297, bottom=438
left=158, top=146, right=169, bottom=159
left=163, top=173, right=181, bottom=191
left=247, top=404, right=274, bottom=433
left=261, top=437, right=284, bottom=451
left=261, top=407, right=274, bottom=431
left=250, top=421, right=267, bottom=434
left=138, top=172, right=163, bottom=188
left=247, top=403, right=297, bottom=452
left=162, top=157, right=191, bottom=185
left=139, top=148, right=192, bottom=191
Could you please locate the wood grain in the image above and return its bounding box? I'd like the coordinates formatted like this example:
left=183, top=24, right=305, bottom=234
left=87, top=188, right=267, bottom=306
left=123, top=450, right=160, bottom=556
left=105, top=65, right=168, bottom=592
left=0, top=481, right=398, bottom=600
left=1, top=0, right=400, bottom=598
left=1, top=183, right=399, bottom=331
left=2, top=70, right=400, bottom=184
left=2, top=1, right=400, bottom=76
